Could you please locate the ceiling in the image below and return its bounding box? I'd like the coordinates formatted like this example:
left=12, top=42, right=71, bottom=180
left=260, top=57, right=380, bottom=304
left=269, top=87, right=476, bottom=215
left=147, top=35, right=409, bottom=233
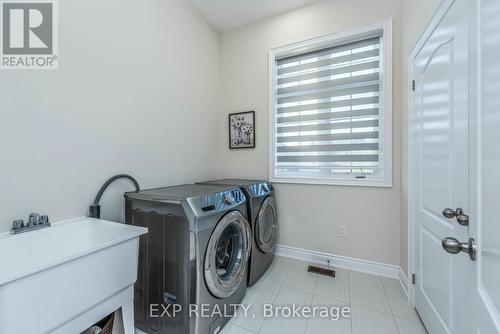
left=188, top=0, right=321, bottom=32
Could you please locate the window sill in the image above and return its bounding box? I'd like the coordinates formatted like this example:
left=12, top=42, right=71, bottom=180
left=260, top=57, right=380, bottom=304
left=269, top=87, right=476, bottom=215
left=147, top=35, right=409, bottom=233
left=269, top=176, right=393, bottom=188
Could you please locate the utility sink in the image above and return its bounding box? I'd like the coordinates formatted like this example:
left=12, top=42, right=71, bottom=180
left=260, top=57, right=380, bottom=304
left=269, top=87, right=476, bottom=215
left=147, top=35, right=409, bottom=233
left=0, top=217, right=147, bottom=334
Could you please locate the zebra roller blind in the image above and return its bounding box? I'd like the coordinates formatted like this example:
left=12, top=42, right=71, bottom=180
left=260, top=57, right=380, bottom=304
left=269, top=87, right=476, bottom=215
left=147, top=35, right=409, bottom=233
left=274, top=33, right=384, bottom=180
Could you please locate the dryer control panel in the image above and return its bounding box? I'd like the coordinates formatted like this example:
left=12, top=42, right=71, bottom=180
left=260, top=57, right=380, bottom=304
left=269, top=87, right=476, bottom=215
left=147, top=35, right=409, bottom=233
left=246, top=182, right=273, bottom=198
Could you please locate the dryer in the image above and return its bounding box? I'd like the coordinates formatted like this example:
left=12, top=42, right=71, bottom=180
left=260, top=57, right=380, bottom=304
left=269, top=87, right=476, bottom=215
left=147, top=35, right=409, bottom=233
left=198, top=180, right=277, bottom=286
left=125, top=184, right=251, bottom=334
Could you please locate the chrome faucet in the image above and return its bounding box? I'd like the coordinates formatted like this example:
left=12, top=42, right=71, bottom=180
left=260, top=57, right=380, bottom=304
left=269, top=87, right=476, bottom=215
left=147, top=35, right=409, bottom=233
left=11, top=213, right=51, bottom=234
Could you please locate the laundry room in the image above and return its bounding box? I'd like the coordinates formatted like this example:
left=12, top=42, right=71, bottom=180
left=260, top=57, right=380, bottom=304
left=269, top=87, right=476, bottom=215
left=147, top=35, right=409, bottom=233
left=1, top=0, right=498, bottom=334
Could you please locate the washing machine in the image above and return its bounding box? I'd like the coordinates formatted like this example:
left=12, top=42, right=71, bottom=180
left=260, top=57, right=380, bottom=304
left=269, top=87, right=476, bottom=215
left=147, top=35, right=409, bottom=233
left=198, top=180, right=277, bottom=286
left=125, top=184, right=251, bottom=334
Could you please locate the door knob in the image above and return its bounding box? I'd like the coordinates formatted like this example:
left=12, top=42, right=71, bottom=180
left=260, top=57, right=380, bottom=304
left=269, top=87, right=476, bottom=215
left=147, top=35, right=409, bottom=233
left=442, top=208, right=462, bottom=218
left=442, top=208, right=469, bottom=226
left=442, top=237, right=477, bottom=261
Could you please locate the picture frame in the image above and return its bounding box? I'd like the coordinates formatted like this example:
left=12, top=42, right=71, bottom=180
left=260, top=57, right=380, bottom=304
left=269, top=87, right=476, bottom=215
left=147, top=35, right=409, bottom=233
left=229, top=111, right=255, bottom=149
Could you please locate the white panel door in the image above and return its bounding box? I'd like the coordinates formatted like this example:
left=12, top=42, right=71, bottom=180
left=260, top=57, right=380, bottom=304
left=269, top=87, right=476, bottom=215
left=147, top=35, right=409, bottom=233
left=412, top=0, right=469, bottom=333
left=469, top=0, right=500, bottom=332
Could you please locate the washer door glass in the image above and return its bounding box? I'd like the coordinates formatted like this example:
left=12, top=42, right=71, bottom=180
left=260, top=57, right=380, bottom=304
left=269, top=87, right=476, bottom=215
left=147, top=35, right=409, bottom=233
left=204, top=211, right=251, bottom=299
left=255, top=197, right=278, bottom=254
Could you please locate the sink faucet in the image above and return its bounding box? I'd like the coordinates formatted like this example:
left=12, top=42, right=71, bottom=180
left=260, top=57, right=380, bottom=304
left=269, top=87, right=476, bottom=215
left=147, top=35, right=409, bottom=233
left=11, top=213, right=51, bottom=234
left=89, top=174, right=140, bottom=219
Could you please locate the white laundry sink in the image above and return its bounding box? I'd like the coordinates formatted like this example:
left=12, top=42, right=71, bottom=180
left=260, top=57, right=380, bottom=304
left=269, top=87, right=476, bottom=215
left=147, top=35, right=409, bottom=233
left=0, top=217, right=147, bottom=334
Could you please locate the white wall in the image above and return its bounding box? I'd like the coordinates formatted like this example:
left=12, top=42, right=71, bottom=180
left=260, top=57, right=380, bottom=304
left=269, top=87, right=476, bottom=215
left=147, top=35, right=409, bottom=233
left=218, top=0, right=402, bottom=266
left=0, top=0, right=220, bottom=232
left=399, top=0, right=441, bottom=274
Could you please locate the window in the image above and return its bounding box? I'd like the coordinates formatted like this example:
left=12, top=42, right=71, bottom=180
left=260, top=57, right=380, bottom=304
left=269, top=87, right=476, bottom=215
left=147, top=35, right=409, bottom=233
left=268, top=22, right=392, bottom=187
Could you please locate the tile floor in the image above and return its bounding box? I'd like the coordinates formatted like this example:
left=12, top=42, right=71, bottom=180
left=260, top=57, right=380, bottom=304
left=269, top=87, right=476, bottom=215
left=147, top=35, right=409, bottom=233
left=221, top=256, right=428, bottom=334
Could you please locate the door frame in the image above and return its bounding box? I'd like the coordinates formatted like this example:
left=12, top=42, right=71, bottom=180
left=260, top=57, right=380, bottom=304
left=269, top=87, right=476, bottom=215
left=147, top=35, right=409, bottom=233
left=466, top=0, right=500, bottom=331
left=407, top=0, right=458, bottom=305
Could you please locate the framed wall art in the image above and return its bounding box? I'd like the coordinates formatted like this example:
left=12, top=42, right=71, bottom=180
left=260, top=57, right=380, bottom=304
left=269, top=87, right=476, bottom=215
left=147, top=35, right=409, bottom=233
left=229, top=111, right=255, bottom=149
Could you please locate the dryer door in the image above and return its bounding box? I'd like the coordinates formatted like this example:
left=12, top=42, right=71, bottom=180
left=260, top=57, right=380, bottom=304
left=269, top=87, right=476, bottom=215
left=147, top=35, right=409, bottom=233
left=255, top=197, right=278, bottom=254
left=204, top=210, right=251, bottom=299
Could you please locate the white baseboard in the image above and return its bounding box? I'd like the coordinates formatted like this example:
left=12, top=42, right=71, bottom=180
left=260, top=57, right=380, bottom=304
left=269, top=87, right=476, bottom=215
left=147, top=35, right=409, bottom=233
left=275, top=244, right=402, bottom=281
left=398, top=267, right=409, bottom=298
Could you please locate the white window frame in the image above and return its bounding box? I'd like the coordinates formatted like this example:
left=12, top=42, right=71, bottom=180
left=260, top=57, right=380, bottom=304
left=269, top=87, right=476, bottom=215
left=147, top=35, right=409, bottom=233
left=268, top=20, right=393, bottom=187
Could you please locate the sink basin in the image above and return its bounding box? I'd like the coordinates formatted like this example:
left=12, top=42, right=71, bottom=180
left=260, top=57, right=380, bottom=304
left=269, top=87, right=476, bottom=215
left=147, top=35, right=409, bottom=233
left=0, top=217, right=147, bottom=334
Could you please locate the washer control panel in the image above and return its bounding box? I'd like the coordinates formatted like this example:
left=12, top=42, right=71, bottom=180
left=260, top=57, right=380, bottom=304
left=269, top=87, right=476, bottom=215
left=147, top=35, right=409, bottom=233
left=222, top=189, right=245, bottom=205
left=223, top=194, right=233, bottom=205
left=230, top=189, right=244, bottom=203
left=191, top=188, right=246, bottom=215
